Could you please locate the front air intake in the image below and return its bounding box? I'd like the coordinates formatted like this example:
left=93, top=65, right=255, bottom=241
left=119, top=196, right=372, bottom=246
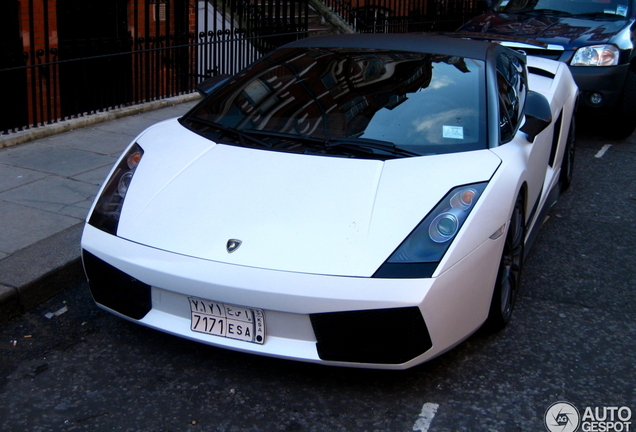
left=310, top=307, right=432, bottom=364
left=82, top=250, right=152, bottom=320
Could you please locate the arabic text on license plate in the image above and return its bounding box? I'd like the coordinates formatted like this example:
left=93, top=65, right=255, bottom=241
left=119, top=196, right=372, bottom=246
left=188, top=297, right=265, bottom=344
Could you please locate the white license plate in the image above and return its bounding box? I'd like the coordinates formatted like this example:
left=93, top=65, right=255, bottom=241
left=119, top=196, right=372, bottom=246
left=188, top=297, right=265, bottom=344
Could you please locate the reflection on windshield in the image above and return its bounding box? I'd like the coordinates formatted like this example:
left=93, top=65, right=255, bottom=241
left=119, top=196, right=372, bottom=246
left=494, top=0, right=630, bottom=17
left=187, top=47, right=486, bottom=156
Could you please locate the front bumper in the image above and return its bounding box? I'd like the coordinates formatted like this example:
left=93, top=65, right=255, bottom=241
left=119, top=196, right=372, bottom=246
left=81, top=224, right=504, bottom=369
left=569, top=63, right=630, bottom=111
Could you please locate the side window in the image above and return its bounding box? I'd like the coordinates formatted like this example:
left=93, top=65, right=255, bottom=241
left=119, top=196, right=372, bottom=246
left=497, top=53, right=527, bottom=143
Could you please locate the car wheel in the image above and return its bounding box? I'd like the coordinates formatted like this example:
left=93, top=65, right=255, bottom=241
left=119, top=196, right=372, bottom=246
left=609, top=68, right=636, bottom=139
left=559, top=117, right=575, bottom=193
left=486, top=194, right=525, bottom=330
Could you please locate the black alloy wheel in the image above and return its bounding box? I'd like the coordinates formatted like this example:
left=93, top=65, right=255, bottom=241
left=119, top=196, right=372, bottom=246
left=486, top=194, right=525, bottom=330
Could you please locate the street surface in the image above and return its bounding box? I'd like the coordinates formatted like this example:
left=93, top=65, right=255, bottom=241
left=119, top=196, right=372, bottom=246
left=1, top=121, right=635, bottom=431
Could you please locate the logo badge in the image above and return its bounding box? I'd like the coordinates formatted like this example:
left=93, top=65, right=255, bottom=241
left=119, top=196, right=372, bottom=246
left=545, top=401, right=581, bottom=432
left=226, top=239, right=242, bottom=253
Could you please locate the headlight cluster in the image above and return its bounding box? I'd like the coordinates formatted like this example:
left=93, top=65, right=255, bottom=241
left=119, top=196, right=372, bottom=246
left=571, top=45, right=619, bottom=67
left=89, top=143, right=144, bottom=235
left=373, top=183, right=487, bottom=279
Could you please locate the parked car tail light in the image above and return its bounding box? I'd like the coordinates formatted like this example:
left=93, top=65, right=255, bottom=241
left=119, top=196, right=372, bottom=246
left=571, top=45, right=619, bottom=67
left=88, top=143, right=144, bottom=235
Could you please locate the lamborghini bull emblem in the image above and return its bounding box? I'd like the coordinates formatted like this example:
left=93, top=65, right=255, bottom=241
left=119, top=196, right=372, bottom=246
left=226, top=239, right=242, bottom=253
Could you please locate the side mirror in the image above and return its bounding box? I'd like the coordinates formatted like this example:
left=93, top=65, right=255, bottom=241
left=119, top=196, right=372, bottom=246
left=196, top=75, right=231, bottom=97
left=520, top=91, right=552, bottom=142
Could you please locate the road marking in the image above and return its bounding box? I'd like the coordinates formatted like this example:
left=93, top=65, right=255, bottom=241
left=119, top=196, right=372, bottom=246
left=412, top=402, right=439, bottom=432
left=595, top=144, right=612, bottom=158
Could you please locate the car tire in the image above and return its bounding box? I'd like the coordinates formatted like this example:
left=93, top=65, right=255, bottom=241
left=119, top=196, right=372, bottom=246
left=559, top=116, right=575, bottom=193
left=609, top=68, right=636, bottom=139
left=485, top=194, right=525, bottom=330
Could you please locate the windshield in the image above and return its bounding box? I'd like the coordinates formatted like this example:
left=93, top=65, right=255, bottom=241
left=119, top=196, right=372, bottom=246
left=493, top=0, right=630, bottom=17
left=183, top=47, right=487, bottom=158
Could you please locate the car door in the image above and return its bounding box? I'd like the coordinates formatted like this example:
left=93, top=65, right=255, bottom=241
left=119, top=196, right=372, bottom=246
left=497, top=52, right=554, bottom=222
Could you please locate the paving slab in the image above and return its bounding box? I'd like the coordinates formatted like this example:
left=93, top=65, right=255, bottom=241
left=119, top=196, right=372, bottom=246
left=0, top=201, right=80, bottom=255
left=0, top=165, right=48, bottom=193
left=0, top=175, right=99, bottom=219
left=0, top=144, right=116, bottom=178
left=34, top=127, right=135, bottom=157
left=72, top=164, right=117, bottom=188
left=90, top=113, right=177, bottom=137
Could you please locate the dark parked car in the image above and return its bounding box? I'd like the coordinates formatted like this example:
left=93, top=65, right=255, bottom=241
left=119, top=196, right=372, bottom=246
left=459, top=0, right=636, bottom=138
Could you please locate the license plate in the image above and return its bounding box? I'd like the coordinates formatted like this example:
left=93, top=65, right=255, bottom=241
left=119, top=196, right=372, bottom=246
left=188, top=297, right=266, bottom=344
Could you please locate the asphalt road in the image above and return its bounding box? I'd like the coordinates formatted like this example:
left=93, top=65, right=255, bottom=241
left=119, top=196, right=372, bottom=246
left=0, top=123, right=634, bottom=432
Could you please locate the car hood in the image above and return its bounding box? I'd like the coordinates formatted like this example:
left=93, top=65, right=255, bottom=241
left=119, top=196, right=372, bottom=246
left=459, top=12, right=630, bottom=49
left=116, top=120, right=501, bottom=277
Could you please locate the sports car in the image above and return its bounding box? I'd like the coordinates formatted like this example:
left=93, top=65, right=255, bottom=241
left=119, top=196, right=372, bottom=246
left=81, top=34, right=578, bottom=369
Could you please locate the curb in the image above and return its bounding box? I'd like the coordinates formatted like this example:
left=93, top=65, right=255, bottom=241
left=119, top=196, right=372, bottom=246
left=0, top=224, right=85, bottom=325
left=0, top=93, right=201, bottom=150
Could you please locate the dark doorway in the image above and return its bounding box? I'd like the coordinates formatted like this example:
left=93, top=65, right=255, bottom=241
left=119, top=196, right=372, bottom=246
left=56, top=0, right=132, bottom=117
left=0, top=0, right=28, bottom=133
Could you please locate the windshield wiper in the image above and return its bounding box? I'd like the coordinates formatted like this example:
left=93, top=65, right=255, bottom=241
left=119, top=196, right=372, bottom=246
left=243, top=129, right=325, bottom=145
left=324, top=137, right=421, bottom=158
left=240, top=129, right=422, bottom=158
left=183, top=117, right=272, bottom=147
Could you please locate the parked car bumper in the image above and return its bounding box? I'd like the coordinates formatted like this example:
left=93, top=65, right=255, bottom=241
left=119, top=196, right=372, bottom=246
left=570, top=63, right=630, bottom=111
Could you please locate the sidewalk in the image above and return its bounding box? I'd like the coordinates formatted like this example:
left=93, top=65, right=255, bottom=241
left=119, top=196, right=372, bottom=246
left=0, top=95, right=201, bottom=324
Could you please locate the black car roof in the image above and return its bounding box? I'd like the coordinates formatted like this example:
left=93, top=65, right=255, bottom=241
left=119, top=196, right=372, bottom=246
left=282, top=33, right=496, bottom=61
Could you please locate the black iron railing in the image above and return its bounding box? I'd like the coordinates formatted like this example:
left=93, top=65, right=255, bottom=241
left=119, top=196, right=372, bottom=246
left=319, top=0, right=486, bottom=33
left=0, top=0, right=485, bottom=136
left=0, top=0, right=310, bottom=135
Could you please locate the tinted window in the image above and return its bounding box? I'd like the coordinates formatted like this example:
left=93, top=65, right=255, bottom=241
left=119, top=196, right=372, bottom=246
left=497, top=53, right=527, bottom=143
left=185, top=47, right=487, bottom=157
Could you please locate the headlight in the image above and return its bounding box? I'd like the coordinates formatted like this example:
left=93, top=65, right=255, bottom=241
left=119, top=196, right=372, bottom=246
left=571, top=45, right=619, bottom=66
left=373, top=183, right=487, bottom=279
left=88, top=143, right=144, bottom=235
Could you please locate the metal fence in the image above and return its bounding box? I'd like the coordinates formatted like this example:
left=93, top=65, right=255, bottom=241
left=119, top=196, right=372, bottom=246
left=1, top=0, right=484, bottom=135
left=0, top=0, right=309, bottom=135
left=319, top=0, right=487, bottom=33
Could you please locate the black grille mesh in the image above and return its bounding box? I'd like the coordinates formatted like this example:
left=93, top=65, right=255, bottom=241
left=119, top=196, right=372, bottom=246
left=310, top=307, right=432, bottom=364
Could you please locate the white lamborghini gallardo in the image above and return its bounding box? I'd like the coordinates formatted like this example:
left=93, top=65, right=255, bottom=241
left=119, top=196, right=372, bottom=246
left=81, top=34, right=578, bottom=369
